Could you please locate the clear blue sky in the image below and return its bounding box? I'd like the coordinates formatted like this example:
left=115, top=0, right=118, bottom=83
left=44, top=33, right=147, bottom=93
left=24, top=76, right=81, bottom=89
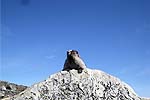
left=1, top=0, right=150, bottom=97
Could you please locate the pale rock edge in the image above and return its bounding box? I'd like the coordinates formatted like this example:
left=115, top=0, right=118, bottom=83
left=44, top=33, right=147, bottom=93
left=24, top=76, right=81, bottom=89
left=4, top=68, right=150, bottom=100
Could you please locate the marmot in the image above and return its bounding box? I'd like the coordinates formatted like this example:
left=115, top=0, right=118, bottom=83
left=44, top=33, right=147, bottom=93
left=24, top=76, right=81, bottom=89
left=62, top=50, right=86, bottom=73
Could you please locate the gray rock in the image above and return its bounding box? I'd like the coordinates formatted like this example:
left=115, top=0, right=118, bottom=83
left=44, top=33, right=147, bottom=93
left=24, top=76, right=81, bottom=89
left=0, top=81, right=27, bottom=99
left=9, top=68, right=149, bottom=100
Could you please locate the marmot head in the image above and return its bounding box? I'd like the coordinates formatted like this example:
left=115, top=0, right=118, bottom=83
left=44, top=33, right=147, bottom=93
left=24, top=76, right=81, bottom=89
left=67, top=50, right=80, bottom=59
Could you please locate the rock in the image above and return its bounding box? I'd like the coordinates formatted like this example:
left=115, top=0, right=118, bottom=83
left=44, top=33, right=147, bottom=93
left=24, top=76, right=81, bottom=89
left=0, top=81, right=28, bottom=99
left=8, top=68, right=149, bottom=100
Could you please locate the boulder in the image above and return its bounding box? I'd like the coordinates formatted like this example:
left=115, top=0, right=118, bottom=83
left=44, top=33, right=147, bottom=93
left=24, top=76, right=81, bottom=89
left=9, top=68, right=149, bottom=100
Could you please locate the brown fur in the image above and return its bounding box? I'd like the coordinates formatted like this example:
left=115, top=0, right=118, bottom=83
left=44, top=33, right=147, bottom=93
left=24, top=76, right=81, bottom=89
left=63, top=50, right=86, bottom=73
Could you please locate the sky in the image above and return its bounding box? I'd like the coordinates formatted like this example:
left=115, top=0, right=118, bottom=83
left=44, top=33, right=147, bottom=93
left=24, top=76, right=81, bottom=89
left=1, top=0, right=150, bottom=97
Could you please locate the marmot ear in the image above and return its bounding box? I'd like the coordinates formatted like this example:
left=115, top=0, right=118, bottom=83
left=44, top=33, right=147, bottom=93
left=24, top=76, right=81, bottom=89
left=76, top=51, right=79, bottom=54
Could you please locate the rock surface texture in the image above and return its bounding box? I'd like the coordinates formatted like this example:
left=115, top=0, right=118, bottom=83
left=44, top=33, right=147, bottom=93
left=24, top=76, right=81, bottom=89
left=0, top=81, right=27, bottom=99
left=7, top=69, right=149, bottom=100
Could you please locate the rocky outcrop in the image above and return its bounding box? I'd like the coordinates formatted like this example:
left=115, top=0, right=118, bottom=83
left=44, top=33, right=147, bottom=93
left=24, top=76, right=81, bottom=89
left=8, top=68, right=149, bottom=100
left=0, top=81, right=27, bottom=99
